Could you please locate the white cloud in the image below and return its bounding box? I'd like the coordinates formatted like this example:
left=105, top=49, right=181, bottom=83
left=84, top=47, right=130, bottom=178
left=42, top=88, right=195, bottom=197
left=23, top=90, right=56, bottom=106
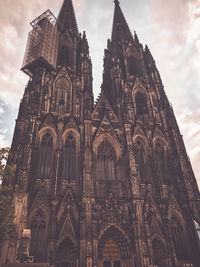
left=0, top=134, right=10, bottom=148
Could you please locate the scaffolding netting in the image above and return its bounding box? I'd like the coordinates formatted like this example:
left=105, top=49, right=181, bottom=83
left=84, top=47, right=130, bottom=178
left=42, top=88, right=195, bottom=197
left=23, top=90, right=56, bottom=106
left=22, top=10, right=59, bottom=76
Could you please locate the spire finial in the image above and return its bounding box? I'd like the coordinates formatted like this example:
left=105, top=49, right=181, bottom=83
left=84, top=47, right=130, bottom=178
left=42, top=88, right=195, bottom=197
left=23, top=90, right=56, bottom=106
left=111, top=0, right=133, bottom=43
left=114, top=0, right=120, bottom=5
left=57, top=0, right=78, bottom=34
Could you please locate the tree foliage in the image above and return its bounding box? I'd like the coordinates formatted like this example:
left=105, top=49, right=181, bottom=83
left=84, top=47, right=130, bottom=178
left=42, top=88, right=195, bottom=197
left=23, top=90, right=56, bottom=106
left=0, top=147, right=16, bottom=241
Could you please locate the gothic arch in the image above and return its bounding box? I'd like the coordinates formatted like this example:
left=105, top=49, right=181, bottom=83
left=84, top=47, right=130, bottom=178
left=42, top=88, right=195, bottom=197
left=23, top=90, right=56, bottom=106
left=56, top=210, right=78, bottom=248
left=169, top=213, right=188, bottom=260
left=57, top=206, right=79, bottom=228
left=151, top=206, right=162, bottom=223
left=62, top=128, right=80, bottom=149
left=132, top=136, right=149, bottom=184
left=93, top=134, right=122, bottom=160
left=37, top=126, right=57, bottom=149
left=151, top=233, right=167, bottom=249
left=28, top=208, right=48, bottom=263
left=98, top=225, right=132, bottom=261
left=96, top=139, right=117, bottom=181
left=127, top=50, right=143, bottom=76
left=151, top=235, right=169, bottom=267
left=60, top=130, right=80, bottom=182
left=152, top=136, right=169, bottom=184
left=36, top=131, right=54, bottom=180
left=133, top=133, right=153, bottom=185
left=167, top=195, right=185, bottom=224
left=56, top=237, right=78, bottom=267
left=150, top=216, right=163, bottom=238
left=152, top=136, right=169, bottom=151
left=53, top=67, right=72, bottom=114
left=28, top=205, right=49, bottom=227
left=57, top=189, right=79, bottom=219
left=132, top=134, right=148, bottom=151
left=126, top=44, right=140, bottom=56
left=57, top=233, right=77, bottom=250
left=132, top=87, right=149, bottom=115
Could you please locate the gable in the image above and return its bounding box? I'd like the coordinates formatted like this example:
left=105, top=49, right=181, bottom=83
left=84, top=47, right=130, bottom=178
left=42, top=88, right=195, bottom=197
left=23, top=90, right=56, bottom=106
left=92, top=92, right=118, bottom=123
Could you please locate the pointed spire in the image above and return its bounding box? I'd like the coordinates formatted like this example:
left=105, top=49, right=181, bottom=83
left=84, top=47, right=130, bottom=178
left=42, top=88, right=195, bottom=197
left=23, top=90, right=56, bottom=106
left=145, top=44, right=155, bottom=63
left=57, top=0, right=78, bottom=35
left=134, top=31, right=139, bottom=44
left=112, top=1, right=133, bottom=43
left=114, top=0, right=120, bottom=5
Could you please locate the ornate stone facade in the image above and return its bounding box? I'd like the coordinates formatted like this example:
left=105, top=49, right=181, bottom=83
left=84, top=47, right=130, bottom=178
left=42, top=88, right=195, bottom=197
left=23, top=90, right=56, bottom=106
left=1, top=0, right=200, bottom=266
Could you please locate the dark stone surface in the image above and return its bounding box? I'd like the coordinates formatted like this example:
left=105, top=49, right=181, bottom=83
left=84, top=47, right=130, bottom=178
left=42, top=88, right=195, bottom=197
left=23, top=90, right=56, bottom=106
left=3, top=264, right=54, bottom=267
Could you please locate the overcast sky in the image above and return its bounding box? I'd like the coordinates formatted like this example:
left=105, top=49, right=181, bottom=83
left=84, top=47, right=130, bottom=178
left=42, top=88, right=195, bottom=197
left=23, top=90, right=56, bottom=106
left=0, top=0, right=199, bottom=187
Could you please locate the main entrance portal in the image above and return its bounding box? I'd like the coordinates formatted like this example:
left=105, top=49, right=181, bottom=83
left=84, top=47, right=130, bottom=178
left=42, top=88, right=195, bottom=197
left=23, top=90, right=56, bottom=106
left=103, top=261, right=120, bottom=267
left=102, top=239, right=121, bottom=267
left=56, top=238, right=77, bottom=267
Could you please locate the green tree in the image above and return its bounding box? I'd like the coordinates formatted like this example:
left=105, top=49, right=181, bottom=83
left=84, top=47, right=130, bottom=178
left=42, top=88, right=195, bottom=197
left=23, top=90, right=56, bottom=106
left=0, top=147, right=16, bottom=241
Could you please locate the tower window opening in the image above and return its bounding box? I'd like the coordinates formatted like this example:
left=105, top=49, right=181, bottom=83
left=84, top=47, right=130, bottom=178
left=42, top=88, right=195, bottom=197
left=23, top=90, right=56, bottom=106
left=30, top=210, right=47, bottom=262
left=38, top=133, right=53, bottom=179
left=135, top=92, right=148, bottom=116
left=61, top=134, right=76, bottom=181
left=56, top=238, right=77, bottom=267
left=133, top=141, right=147, bottom=184
left=102, top=239, right=121, bottom=267
left=154, top=141, right=169, bottom=184
left=129, top=56, right=137, bottom=76
left=152, top=239, right=168, bottom=267
left=97, top=140, right=116, bottom=181
left=59, top=46, right=70, bottom=66
left=171, top=216, right=188, bottom=260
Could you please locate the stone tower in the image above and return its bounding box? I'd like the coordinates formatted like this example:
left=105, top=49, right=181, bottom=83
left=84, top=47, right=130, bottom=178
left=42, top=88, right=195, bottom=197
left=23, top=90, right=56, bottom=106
left=1, top=0, right=200, bottom=267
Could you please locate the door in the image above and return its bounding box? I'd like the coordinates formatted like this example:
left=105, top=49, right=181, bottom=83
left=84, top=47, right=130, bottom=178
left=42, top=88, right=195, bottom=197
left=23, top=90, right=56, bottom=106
left=102, top=239, right=121, bottom=267
left=103, top=261, right=111, bottom=267
left=103, top=261, right=120, bottom=267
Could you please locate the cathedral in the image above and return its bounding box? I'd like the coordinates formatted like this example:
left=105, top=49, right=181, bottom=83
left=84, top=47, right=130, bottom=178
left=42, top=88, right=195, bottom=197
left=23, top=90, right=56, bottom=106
left=1, top=0, right=200, bottom=266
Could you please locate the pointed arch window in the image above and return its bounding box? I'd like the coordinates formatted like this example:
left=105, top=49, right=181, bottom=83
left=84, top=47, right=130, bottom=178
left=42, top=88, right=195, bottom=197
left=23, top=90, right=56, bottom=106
left=133, top=140, right=147, bottom=184
left=135, top=92, right=148, bottom=116
left=171, top=215, right=188, bottom=260
left=55, top=77, right=71, bottom=114
left=57, top=238, right=77, bottom=267
left=97, top=140, right=116, bottom=180
left=38, top=133, right=53, bottom=179
left=129, top=56, right=137, bottom=76
left=59, top=46, right=70, bottom=67
left=61, top=134, right=76, bottom=181
left=154, top=141, right=169, bottom=184
left=30, top=210, right=47, bottom=262
left=152, top=239, right=168, bottom=267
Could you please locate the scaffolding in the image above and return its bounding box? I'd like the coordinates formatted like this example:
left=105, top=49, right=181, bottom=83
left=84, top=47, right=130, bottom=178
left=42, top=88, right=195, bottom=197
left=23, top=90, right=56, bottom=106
left=22, top=10, right=59, bottom=76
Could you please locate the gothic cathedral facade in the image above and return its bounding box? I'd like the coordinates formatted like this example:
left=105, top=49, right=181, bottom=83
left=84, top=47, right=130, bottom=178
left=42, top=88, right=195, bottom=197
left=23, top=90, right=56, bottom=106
left=1, top=0, right=200, bottom=267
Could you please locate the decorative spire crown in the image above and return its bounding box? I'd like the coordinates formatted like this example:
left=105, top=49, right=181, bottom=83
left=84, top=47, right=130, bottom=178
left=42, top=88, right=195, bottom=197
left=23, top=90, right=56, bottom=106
left=57, top=0, right=78, bottom=35
left=114, top=0, right=120, bottom=5
left=111, top=0, right=133, bottom=43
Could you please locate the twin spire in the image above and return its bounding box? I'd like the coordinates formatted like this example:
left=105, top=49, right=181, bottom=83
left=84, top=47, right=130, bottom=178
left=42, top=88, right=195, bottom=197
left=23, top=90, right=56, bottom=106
left=112, top=0, right=133, bottom=43
left=57, top=0, right=78, bottom=34
left=58, top=0, right=134, bottom=43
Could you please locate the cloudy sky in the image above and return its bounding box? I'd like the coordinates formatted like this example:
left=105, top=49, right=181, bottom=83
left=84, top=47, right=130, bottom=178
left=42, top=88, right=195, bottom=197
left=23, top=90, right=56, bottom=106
left=0, top=0, right=199, bottom=187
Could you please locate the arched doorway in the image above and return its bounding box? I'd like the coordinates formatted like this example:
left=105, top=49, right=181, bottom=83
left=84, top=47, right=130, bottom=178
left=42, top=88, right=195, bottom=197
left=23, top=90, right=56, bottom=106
left=98, top=226, right=132, bottom=267
left=102, top=239, right=121, bottom=267
left=56, top=238, right=77, bottom=267
left=152, top=238, right=168, bottom=267
left=30, top=209, right=47, bottom=262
